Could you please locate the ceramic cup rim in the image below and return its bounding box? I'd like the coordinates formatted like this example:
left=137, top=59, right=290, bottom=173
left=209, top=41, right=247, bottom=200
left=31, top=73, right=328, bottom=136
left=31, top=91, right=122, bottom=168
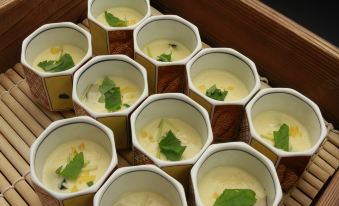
left=186, top=47, right=261, bottom=105
left=87, top=0, right=151, bottom=31
left=72, top=55, right=149, bottom=117
left=190, top=142, right=283, bottom=206
left=130, top=93, right=213, bottom=167
left=133, top=15, right=203, bottom=66
left=21, top=22, right=92, bottom=78
left=93, top=165, right=187, bottom=206
left=29, top=116, right=118, bottom=200
left=245, top=87, right=327, bottom=157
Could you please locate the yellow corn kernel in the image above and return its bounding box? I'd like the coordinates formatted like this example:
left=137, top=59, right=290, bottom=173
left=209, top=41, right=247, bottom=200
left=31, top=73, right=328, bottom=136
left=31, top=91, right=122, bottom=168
left=198, top=85, right=206, bottom=91
left=78, top=143, right=85, bottom=151
left=70, top=185, right=78, bottom=192
left=290, top=126, right=300, bottom=137
left=212, top=192, right=220, bottom=199
left=227, top=85, right=235, bottom=91
left=128, top=20, right=136, bottom=25
left=50, top=47, right=61, bottom=54
left=140, top=130, right=148, bottom=138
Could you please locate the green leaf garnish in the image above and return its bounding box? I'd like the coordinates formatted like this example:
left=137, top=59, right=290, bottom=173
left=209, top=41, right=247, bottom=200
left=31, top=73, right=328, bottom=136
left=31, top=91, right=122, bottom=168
left=273, top=123, right=289, bottom=151
left=38, top=53, right=75, bottom=72
left=99, top=77, right=116, bottom=94
left=86, top=181, right=94, bottom=187
left=104, top=87, right=122, bottom=112
left=56, top=152, right=84, bottom=180
left=157, top=52, right=172, bottom=62
left=213, top=189, right=257, bottom=206
left=98, top=77, right=123, bottom=112
left=123, top=103, right=130, bottom=108
left=105, top=11, right=128, bottom=27
left=159, top=130, right=186, bottom=161
left=206, top=84, right=228, bottom=101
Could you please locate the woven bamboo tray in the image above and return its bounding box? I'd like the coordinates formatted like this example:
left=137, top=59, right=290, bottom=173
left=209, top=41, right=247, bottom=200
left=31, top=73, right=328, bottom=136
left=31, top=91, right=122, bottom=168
left=0, top=8, right=338, bottom=206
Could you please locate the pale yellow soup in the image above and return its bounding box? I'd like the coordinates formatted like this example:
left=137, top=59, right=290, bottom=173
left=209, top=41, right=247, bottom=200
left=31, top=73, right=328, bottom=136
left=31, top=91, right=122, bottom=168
left=113, top=191, right=173, bottom=206
left=142, top=39, right=191, bottom=62
left=198, top=166, right=267, bottom=206
left=193, top=69, right=249, bottom=101
left=42, top=139, right=110, bottom=193
left=81, top=76, right=141, bottom=113
left=96, top=7, right=143, bottom=27
left=138, top=118, right=203, bottom=161
left=33, top=45, right=85, bottom=72
left=253, top=111, right=312, bottom=152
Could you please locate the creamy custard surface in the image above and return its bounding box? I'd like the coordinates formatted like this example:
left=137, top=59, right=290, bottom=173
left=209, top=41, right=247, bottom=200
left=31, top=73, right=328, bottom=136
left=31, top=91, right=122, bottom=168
left=198, top=166, right=267, bottom=206
left=193, top=69, right=249, bottom=101
left=253, top=111, right=312, bottom=152
left=96, top=7, right=143, bottom=27
left=142, top=40, right=191, bottom=62
left=42, top=139, right=110, bottom=193
left=33, top=45, right=85, bottom=72
left=113, top=191, right=173, bottom=206
left=138, top=118, right=203, bottom=161
left=81, top=76, right=141, bottom=113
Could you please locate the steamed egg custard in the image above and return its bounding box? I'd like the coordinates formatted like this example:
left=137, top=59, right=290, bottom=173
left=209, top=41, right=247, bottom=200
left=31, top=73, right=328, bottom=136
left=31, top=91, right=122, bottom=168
left=193, top=69, right=249, bottom=102
left=138, top=118, right=203, bottom=161
left=42, top=140, right=110, bottom=193
left=81, top=76, right=141, bottom=113
left=113, top=191, right=173, bottom=206
left=96, top=7, right=143, bottom=27
left=253, top=111, right=312, bottom=152
left=33, top=45, right=85, bottom=73
left=142, top=40, right=191, bottom=62
left=198, top=166, right=267, bottom=206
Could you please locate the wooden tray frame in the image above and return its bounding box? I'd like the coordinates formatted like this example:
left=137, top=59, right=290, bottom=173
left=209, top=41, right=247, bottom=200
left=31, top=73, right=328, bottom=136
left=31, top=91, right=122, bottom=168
left=0, top=4, right=338, bottom=206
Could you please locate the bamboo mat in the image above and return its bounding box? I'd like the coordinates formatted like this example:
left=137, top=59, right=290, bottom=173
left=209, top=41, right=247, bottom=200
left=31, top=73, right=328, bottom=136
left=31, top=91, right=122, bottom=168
left=0, top=10, right=338, bottom=206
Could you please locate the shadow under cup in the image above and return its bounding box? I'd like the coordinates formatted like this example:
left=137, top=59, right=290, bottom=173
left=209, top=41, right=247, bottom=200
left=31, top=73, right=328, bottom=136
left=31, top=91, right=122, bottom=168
left=187, top=50, right=260, bottom=142
left=134, top=16, right=201, bottom=94
left=32, top=121, right=114, bottom=206
left=97, top=169, right=184, bottom=206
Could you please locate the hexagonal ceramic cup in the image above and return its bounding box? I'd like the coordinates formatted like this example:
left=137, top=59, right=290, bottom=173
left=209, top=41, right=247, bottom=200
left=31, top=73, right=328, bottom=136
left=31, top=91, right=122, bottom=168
left=88, top=0, right=151, bottom=58
left=134, top=15, right=202, bottom=94
left=186, top=48, right=261, bottom=143
left=245, top=88, right=327, bottom=191
left=30, top=116, right=118, bottom=206
left=21, top=22, right=92, bottom=111
left=94, top=165, right=187, bottom=206
left=72, top=55, right=148, bottom=149
left=190, top=142, right=282, bottom=206
left=130, top=93, right=213, bottom=189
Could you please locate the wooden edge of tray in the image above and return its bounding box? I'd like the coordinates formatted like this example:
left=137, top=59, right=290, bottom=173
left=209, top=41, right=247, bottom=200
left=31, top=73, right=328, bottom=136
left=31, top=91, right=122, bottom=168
left=0, top=6, right=338, bottom=206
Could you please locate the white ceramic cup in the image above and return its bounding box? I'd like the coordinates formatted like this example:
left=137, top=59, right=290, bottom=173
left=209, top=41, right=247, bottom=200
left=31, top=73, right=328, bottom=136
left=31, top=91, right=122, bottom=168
left=21, top=22, right=92, bottom=111
left=130, top=93, right=213, bottom=188
left=186, top=48, right=261, bottom=143
left=72, top=55, right=148, bottom=149
left=190, top=142, right=282, bottom=206
left=30, top=116, right=118, bottom=206
left=245, top=88, right=327, bottom=191
left=93, top=165, right=187, bottom=206
left=88, top=0, right=151, bottom=57
left=134, top=15, right=202, bottom=94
